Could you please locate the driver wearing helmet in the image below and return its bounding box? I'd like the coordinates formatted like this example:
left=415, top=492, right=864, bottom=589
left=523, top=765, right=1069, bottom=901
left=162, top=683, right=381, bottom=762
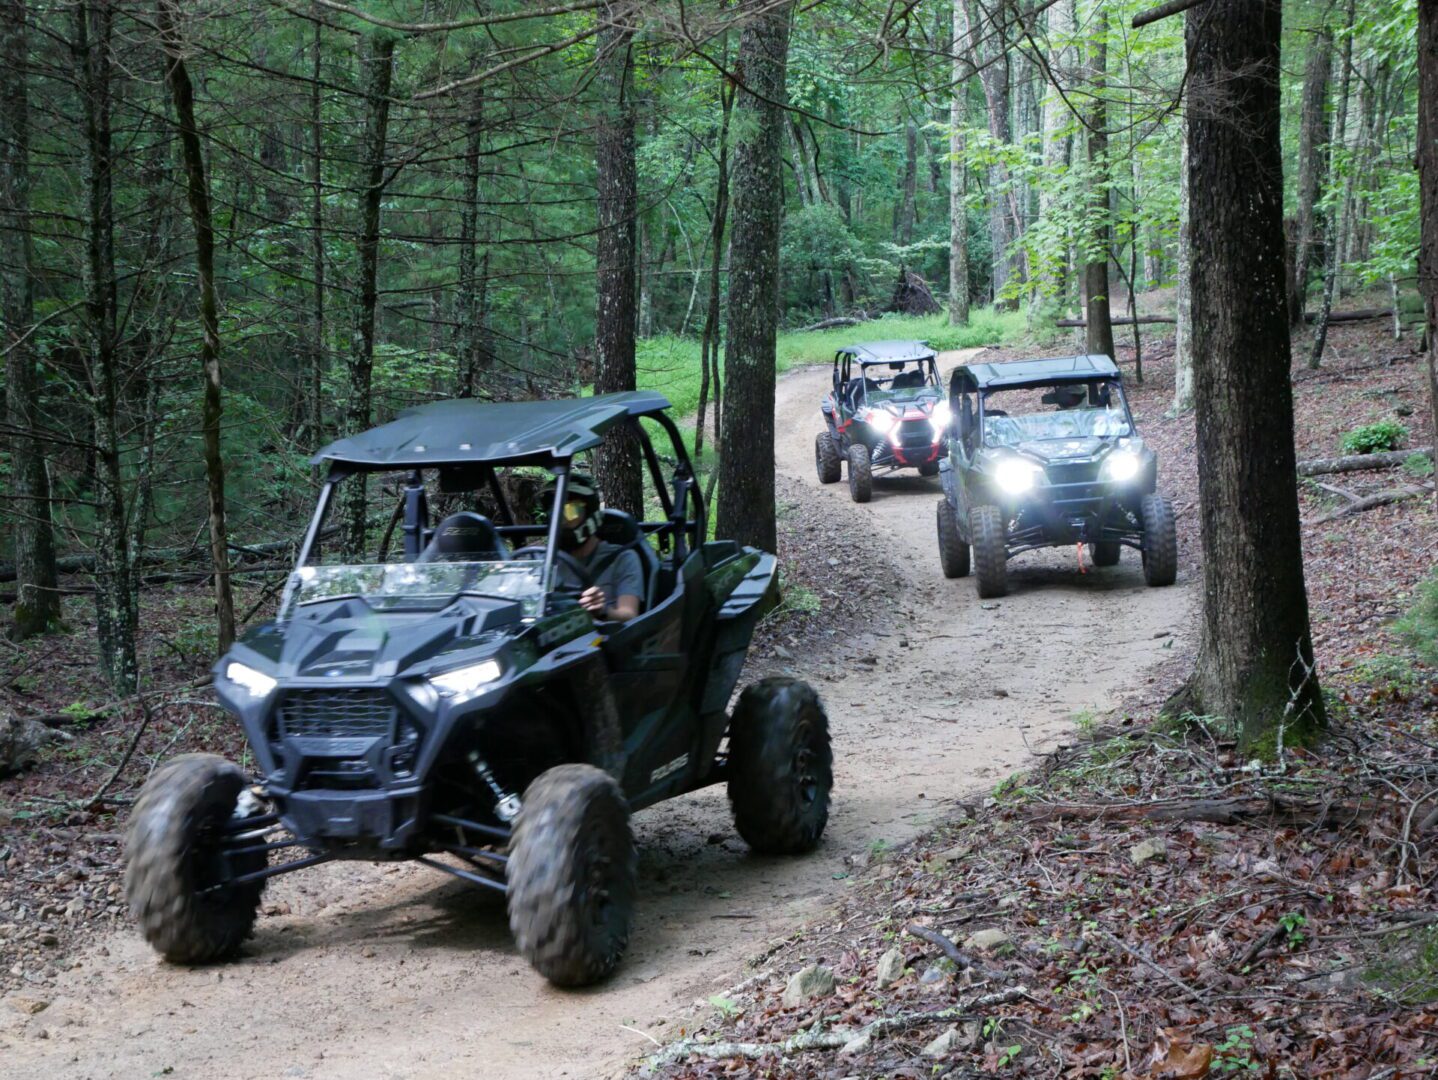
left=541, top=473, right=642, bottom=623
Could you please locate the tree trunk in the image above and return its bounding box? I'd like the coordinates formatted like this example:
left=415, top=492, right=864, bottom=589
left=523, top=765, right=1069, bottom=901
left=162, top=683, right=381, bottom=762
left=696, top=65, right=734, bottom=461
left=593, top=5, right=642, bottom=517
left=1309, top=0, right=1355, bottom=369
left=456, top=63, right=486, bottom=398
left=716, top=0, right=792, bottom=553
left=1420, top=0, right=1438, bottom=510
left=306, top=9, right=325, bottom=446
left=75, top=1, right=136, bottom=691
left=1185, top=0, right=1324, bottom=749
left=1038, top=0, right=1076, bottom=305
left=1083, top=12, right=1115, bottom=361
left=159, top=0, right=235, bottom=651
left=896, top=118, right=917, bottom=246
left=1173, top=93, right=1194, bottom=414
left=1289, top=24, right=1333, bottom=327
left=948, top=0, right=971, bottom=325
left=973, top=0, right=1018, bottom=304
left=1, top=0, right=60, bottom=639
left=342, top=33, right=394, bottom=561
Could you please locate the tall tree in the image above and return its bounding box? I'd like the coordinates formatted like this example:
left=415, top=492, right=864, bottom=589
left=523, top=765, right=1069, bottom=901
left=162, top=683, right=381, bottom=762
left=1185, top=0, right=1324, bottom=749
left=342, top=32, right=395, bottom=561
left=1172, top=101, right=1194, bottom=414
left=948, top=0, right=971, bottom=325
left=158, top=0, right=235, bottom=651
left=1, top=0, right=61, bottom=638
left=1288, top=20, right=1334, bottom=327
left=695, top=61, right=734, bottom=461
left=972, top=0, right=1021, bottom=303
left=716, top=0, right=793, bottom=552
left=74, top=0, right=136, bottom=691
left=1082, top=9, right=1115, bottom=360
left=1308, top=0, right=1356, bottom=369
left=456, top=69, right=488, bottom=399
left=593, top=3, right=642, bottom=516
left=305, top=10, right=325, bottom=446
left=1037, top=0, right=1076, bottom=305
left=1420, top=0, right=1438, bottom=505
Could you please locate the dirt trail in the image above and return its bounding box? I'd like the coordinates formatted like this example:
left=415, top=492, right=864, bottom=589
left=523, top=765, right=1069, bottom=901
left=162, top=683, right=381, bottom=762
left=1, top=356, right=1194, bottom=1080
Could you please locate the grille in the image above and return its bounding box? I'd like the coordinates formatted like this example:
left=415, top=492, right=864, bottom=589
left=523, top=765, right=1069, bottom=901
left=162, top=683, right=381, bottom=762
left=897, top=419, right=935, bottom=447
left=278, top=689, right=395, bottom=739
left=1046, top=461, right=1101, bottom=485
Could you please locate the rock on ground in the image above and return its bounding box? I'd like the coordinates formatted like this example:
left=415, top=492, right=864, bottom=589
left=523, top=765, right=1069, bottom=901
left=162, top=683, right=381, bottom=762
left=0, top=710, right=65, bottom=777
left=875, top=946, right=906, bottom=988
left=781, top=964, right=835, bottom=1007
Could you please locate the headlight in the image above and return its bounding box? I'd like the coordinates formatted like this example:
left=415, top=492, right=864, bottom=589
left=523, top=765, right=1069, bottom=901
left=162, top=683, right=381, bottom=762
left=994, top=458, right=1040, bottom=494
left=1102, top=451, right=1141, bottom=482
left=929, top=401, right=952, bottom=440
left=864, top=408, right=896, bottom=435
left=225, top=661, right=277, bottom=700
left=430, top=659, right=502, bottom=702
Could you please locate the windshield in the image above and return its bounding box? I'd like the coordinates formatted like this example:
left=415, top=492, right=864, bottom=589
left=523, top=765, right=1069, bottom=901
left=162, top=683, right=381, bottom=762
left=981, top=381, right=1131, bottom=446
left=281, top=560, right=545, bottom=618
left=862, top=361, right=939, bottom=405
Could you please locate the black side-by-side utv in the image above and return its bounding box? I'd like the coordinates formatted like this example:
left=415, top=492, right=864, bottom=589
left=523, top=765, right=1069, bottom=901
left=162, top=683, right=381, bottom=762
left=935, top=355, right=1179, bottom=598
left=124, top=393, right=832, bottom=986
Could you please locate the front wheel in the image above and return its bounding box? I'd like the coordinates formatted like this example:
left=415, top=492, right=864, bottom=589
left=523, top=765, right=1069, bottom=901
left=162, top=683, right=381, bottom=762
left=507, top=764, right=636, bottom=987
left=815, top=432, right=841, bottom=484
left=918, top=460, right=940, bottom=478
left=727, top=678, right=832, bottom=854
left=847, top=445, right=872, bottom=503
left=970, top=504, right=1008, bottom=599
left=1140, top=494, right=1178, bottom=587
left=124, top=754, right=267, bottom=964
left=937, top=499, right=970, bottom=579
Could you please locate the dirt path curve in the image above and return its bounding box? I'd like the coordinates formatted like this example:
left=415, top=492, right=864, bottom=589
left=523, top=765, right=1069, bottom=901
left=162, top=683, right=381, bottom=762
left=2, top=356, right=1194, bottom=1080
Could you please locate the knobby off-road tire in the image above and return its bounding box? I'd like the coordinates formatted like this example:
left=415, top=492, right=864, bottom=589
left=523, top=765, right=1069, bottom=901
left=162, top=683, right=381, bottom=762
left=847, top=444, right=872, bottom=503
left=506, top=764, right=636, bottom=987
left=124, top=754, right=266, bottom=964
left=1088, top=541, right=1121, bottom=567
left=1140, top=493, right=1178, bottom=587
left=936, top=498, right=971, bottom=578
left=969, top=504, right=1008, bottom=599
left=815, top=432, right=842, bottom=484
left=727, top=678, right=832, bottom=854
left=918, top=460, right=940, bottom=478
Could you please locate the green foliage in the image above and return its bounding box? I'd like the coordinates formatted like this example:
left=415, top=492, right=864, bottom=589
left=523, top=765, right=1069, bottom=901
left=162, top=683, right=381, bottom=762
left=1396, top=574, right=1438, bottom=667
left=1213, top=1025, right=1261, bottom=1074
left=1403, top=453, right=1435, bottom=479
left=1340, top=420, right=1407, bottom=455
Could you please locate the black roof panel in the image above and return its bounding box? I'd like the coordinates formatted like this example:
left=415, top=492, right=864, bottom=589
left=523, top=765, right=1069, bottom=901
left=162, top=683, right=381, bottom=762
left=838, top=339, right=937, bottom=363
left=953, top=354, right=1119, bottom=391
left=312, top=391, right=670, bottom=471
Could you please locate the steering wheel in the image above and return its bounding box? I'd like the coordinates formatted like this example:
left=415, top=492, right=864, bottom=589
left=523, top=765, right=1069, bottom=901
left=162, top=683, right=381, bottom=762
left=510, top=546, right=593, bottom=591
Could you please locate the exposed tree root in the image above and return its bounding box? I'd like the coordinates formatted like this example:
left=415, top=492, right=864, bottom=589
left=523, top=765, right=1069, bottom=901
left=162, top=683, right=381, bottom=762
left=1024, top=795, right=1372, bottom=828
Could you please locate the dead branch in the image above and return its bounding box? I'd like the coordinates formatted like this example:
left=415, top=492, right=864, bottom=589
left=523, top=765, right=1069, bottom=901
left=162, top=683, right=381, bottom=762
left=85, top=692, right=154, bottom=808
left=1055, top=315, right=1176, bottom=328
left=1308, top=483, right=1432, bottom=524
left=794, top=315, right=869, bottom=332
left=1094, top=928, right=1209, bottom=1006
left=1297, top=447, right=1432, bottom=476
left=1024, top=795, right=1373, bottom=828
left=905, top=921, right=1005, bottom=980
left=639, top=986, right=1029, bottom=1073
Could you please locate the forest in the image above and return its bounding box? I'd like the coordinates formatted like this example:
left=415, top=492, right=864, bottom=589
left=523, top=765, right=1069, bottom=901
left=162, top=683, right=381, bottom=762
left=3, top=0, right=1438, bottom=1076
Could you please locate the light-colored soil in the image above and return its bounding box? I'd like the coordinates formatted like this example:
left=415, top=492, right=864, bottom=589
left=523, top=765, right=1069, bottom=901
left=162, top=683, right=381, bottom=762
left=1, top=355, right=1195, bottom=1080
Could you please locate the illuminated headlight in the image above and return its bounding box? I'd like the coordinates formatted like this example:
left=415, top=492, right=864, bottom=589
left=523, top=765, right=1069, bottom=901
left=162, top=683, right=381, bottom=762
left=225, top=661, right=277, bottom=700
left=429, top=659, right=502, bottom=702
left=929, top=400, right=952, bottom=441
left=994, top=458, right=1041, bottom=494
left=864, top=408, right=896, bottom=435
left=1102, top=451, right=1141, bottom=482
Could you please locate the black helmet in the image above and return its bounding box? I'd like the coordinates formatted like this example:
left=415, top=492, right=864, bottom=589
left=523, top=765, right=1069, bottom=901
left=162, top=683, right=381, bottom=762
left=542, top=472, right=601, bottom=550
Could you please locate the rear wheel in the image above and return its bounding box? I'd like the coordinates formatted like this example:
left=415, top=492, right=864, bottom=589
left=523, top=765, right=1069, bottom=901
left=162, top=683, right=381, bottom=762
left=1088, top=541, right=1121, bottom=567
left=507, top=764, right=636, bottom=987
left=727, top=678, right=832, bottom=854
left=847, top=445, right=872, bottom=503
left=815, top=432, right=841, bottom=484
left=1140, top=494, right=1178, bottom=587
left=124, top=754, right=267, bottom=964
left=937, top=499, right=970, bottom=579
left=970, top=504, right=1008, bottom=599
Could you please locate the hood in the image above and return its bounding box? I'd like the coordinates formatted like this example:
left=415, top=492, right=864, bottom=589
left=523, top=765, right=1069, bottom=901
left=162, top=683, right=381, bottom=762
left=236, top=595, right=521, bottom=681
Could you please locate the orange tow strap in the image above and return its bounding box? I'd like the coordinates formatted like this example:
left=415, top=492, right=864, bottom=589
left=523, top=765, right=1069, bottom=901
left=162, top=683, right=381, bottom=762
left=1076, top=541, right=1087, bottom=574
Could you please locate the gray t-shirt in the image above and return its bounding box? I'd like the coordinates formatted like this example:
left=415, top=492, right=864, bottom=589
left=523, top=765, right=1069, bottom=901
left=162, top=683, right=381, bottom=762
left=555, top=541, right=643, bottom=606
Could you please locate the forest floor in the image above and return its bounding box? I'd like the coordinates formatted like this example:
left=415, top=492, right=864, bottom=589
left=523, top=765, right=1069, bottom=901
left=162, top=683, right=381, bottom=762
left=0, top=344, right=1194, bottom=1079
left=631, top=320, right=1438, bottom=1079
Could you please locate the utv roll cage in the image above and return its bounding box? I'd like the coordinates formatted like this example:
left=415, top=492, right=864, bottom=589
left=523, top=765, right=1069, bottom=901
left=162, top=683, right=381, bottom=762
left=290, top=392, right=703, bottom=612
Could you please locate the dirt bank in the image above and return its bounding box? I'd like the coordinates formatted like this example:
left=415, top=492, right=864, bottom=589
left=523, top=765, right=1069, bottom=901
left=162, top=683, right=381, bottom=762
left=0, top=355, right=1195, bottom=1080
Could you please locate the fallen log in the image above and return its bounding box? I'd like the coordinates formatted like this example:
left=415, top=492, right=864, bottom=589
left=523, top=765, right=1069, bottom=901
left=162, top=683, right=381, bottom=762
left=1308, top=483, right=1432, bottom=525
left=795, top=315, right=868, bottom=332
left=1025, top=795, right=1371, bottom=828
left=1296, top=447, right=1432, bottom=476
left=1304, top=307, right=1394, bottom=324
left=0, top=528, right=334, bottom=583
left=1055, top=315, right=1176, bottom=328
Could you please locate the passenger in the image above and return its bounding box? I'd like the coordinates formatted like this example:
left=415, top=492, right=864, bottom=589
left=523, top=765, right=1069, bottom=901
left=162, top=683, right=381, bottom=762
left=541, top=473, right=642, bottom=623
